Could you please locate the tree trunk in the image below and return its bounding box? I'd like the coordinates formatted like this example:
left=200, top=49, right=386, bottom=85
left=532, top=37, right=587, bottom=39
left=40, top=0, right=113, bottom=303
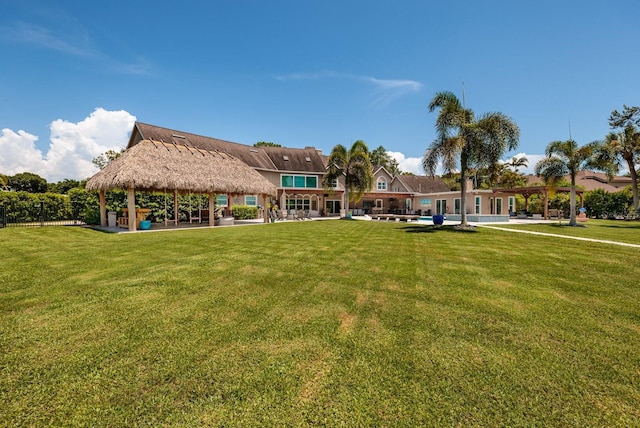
left=343, top=187, right=349, bottom=218
left=459, top=152, right=468, bottom=226
left=569, top=174, right=577, bottom=226
left=627, top=157, right=639, bottom=215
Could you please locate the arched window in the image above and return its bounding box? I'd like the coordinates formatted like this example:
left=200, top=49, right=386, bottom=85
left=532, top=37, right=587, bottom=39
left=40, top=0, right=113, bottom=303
left=377, top=177, right=387, bottom=191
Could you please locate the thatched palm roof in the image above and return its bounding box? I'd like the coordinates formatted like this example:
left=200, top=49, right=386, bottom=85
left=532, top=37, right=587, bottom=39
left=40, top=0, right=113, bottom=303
left=86, top=140, right=277, bottom=195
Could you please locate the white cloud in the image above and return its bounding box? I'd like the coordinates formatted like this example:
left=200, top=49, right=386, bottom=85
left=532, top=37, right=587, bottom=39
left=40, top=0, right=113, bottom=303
left=387, top=151, right=424, bottom=175
left=0, top=108, right=136, bottom=182
left=504, top=152, right=545, bottom=175
left=0, top=129, right=48, bottom=177
left=275, top=71, right=422, bottom=107
left=0, top=22, right=151, bottom=75
left=0, top=21, right=95, bottom=57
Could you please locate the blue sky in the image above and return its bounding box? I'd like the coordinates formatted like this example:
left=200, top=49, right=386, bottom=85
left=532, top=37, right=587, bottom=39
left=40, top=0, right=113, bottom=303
left=1, top=0, right=639, bottom=181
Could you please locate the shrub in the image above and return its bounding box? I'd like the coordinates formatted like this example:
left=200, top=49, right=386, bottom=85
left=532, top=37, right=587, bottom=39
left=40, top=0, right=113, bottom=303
left=232, top=205, right=258, bottom=219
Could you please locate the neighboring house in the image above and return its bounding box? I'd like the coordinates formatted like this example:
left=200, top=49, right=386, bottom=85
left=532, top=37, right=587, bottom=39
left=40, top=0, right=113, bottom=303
left=524, top=171, right=631, bottom=192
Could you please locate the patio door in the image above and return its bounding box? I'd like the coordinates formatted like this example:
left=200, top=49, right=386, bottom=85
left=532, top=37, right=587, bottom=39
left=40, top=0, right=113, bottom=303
left=436, top=199, right=447, bottom=215
left=325, top=200, right=341, bottom=216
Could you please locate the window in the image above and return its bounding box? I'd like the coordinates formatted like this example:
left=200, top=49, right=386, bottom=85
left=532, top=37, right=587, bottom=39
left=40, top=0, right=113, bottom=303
left=245, top=195, right=257, bottom=206
left=454, top=198, right=461, bottom=215
left=377, top=177, right=387, bottom=191
left=420, top=198, right=432, bottom=205
left=216, top=195, right=228, bottom=206
left=286, top=198, right=310, bottom=211
left=475, top=196, right=481, bottom=214
left=281, top=174, right=319, bottom=189
left=306, top=176, right=317, bottom=188
left=508, top=196, right=515, bottom=214
left=375, top=199, right=383, bottom=208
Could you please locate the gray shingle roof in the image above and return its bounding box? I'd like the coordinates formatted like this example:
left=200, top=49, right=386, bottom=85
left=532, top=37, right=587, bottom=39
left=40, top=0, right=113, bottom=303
left=131, top=122, right=327, bottom=173
left=395, top=175, right=450, bottom=193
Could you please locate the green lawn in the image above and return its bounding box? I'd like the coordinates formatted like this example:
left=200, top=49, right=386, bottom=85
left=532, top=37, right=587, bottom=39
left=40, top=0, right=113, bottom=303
left=1, top=221, right=639, bottom=426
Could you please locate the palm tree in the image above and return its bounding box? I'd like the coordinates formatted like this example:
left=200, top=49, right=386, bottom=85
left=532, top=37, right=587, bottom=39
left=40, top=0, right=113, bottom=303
left=323, top=140, right=374, bottom=217
left=591, top=106, right=640, bottom=215
left=508, top=155, right=529, bottom=173
left=422, top=91, right=520, bottom=226
left=535, top=140, right=599, bottom=226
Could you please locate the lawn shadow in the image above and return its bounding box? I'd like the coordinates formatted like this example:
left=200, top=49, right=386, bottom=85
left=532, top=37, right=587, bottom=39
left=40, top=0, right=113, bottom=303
left=598, top=222, right=640, bottom=229
left=400, top=224, right=479, bottom=234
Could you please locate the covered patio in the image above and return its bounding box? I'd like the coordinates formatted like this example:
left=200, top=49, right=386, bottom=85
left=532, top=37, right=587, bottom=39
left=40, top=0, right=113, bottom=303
left=495, top=186, right=584, bottom=219
left=86, top=139, right=277, bottom=231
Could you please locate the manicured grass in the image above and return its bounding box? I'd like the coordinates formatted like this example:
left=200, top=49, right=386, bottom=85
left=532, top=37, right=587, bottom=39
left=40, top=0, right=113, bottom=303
left=492, top=219, right=640, bottom=245
left=1, top=221, right=639, bottom=426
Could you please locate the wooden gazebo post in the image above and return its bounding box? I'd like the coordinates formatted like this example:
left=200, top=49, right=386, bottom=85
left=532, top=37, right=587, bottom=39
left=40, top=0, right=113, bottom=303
left=209, top=193, right=215, bottom=226
left=543, top=188, right=549, bottom=220
left=99, top=190, right=107, bottom=227
left=127, top=187, right=137, bottom=232
left=173, top=190, right=179, bottom=226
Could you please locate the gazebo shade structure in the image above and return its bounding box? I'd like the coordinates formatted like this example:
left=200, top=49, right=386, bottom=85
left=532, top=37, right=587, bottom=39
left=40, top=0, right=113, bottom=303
left=86, top=139, right=277, bottom=230
left=495, top=186, right=584, bottom=219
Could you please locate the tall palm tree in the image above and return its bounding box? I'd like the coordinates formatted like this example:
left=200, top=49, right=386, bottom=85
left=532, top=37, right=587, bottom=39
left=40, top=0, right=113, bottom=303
left=535, top=140, right=599, bottom=226
left=422, top=91, right=520, bottom=226
left=591, top=129, right=640, bottom=215
left=323, top=140, right=374, bottom=216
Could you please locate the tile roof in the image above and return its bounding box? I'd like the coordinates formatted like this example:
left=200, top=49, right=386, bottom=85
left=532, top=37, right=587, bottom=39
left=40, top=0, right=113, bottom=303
left=524, top=170, right=631, bottom=192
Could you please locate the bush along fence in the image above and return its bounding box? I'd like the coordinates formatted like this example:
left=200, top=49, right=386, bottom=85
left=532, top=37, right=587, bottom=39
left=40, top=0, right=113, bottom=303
left=0, top=192, right=89, bottom=228
left=0, top=189, right=261, bottom=229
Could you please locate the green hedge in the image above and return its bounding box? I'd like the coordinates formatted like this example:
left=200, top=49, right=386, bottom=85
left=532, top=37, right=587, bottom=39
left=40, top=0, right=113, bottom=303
left=1, top=189, right=242, bottom=225
left=0, top=191, right=75, bottom=222
left=231, top=205, right=258, bottom=220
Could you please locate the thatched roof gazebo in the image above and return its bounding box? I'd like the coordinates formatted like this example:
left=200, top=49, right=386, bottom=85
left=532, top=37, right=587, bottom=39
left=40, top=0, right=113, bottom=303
left=86, top=139, right=277, bottom=230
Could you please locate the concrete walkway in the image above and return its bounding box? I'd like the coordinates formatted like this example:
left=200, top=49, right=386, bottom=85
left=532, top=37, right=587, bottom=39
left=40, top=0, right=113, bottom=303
left=474, top=224, right=640, bottom=248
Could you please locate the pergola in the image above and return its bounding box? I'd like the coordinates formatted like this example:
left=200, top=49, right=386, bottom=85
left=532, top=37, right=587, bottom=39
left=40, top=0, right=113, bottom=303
left=495, top=186, right=584, bottom=219
left=86, top=139, right=277, bottom=231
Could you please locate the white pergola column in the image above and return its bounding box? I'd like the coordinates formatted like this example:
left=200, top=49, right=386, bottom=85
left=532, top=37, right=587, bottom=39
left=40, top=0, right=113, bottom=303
left=262, top=194, right=269, bottom=223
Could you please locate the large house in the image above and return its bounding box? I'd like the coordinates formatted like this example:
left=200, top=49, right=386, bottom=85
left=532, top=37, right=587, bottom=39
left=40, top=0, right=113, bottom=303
left=128, top=122, right=635, bottom=221
left=125, top=122, right=530, bottom=219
